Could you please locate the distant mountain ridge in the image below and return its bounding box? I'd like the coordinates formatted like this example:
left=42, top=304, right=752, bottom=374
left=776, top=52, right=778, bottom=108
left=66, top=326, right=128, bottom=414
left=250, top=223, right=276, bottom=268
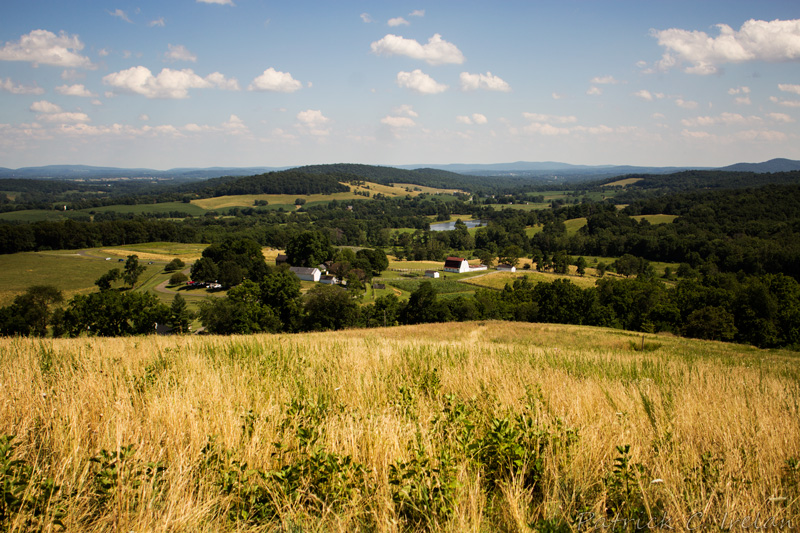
left=0, top=165, right=286, bottom=181
left=0, top=158, right=797, bottom=181
left=718, top=158, right=800, bottom=173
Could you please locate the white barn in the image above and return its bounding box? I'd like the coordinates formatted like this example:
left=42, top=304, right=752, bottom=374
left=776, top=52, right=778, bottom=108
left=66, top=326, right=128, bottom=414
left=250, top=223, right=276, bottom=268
left=290, top=266, right=321, bottom=282
left=443, top=256, right=469, bottom=273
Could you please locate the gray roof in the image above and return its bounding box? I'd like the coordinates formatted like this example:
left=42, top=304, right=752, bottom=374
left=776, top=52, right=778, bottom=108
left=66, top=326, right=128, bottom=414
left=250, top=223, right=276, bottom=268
left=290, top=266, right=319, bottom=275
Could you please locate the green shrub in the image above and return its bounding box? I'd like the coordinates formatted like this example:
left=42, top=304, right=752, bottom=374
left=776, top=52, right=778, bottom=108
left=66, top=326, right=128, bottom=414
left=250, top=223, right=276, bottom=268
left=0, top=434, right=65, bottom=531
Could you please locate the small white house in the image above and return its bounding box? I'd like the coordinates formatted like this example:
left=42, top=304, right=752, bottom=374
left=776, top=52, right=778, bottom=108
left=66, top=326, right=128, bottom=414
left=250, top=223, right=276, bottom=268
left=425, top=270, right=440, bottom=278
left=320, top=275, right=338, bottom=285
left=496, top=264, right=516, bottom=273
left=290, top=266, right=321, bottom=282
left=443, top=256, right=469, bottom=273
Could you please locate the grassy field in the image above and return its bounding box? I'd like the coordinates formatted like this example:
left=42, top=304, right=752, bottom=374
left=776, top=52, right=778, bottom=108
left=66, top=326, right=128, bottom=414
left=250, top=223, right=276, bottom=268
left=1, top=321, right=797, bottom=531
left=82, top=202, right=207, bottom=216
left=191, top=181, right=461, bottom=211
left=462, top=269, right=601, bottom=290
left=0, top=244, right=214, bottom=307
left=632, top=214, right=679, bottom=225
left=602, top=177, right=644, bottom=187
left=564, top=217, right=587, bottom=235
left=0, top=251, right=124, bottom=305
left=0, top=209, right=89, bottom=222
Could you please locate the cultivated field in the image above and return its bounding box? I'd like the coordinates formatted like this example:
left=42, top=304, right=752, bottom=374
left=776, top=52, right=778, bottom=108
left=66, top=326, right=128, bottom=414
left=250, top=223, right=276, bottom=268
left=1, top=321, right=797, bottom=531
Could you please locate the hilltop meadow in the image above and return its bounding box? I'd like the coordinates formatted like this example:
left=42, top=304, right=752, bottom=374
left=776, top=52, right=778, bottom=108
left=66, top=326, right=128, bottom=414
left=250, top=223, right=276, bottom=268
left=1, top=321, right=798, bottom=531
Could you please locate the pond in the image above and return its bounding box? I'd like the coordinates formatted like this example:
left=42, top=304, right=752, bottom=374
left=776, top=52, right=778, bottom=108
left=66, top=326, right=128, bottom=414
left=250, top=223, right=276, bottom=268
left=429, top=219, right=485, bottom=232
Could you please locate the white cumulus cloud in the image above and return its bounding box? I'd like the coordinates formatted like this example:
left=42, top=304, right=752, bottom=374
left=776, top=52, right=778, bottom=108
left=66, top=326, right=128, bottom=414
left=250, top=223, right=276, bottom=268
left=371, top=34, right=465, bottom=65
left=206, top=72, right=240, bottom=91
left=0, top=29, right=93, bottom=68
left=55, top=84, right=96, bottom=97
left=381, top=116, right=416, bottom=128
left=30, top=100, right=61, bottom=114
left=1, top=78, right=44, bottom=95
left=165, top=44, right=197, bottom=63
left=779, top=83, right=800, bottom=95
left=460, top=71, right=510, bottom=92
left=675, top=98, right=698, bottom=109
left=248, top=68, right=302, bottom=93
left=651, top=18, right=800, bottom=74
left=591, top=75, right=622, bottom=84
left=633, top=89, right=665, bottom=101
left=222, top=114, right=249, bottom=135
left=103, top=66, right=236, bottom=98
left=681, top=112, right=761, bottom=127
left=471, top=113, right=488, bottom=124
left=771, top=96, right=800, bottom=107
left=39, top=112, right=91, bottom=123
left=29, top=100, right=89, bottom=123
left=524, top=122, right=570, bottom=136
left=108, top=9, right=133, bottom=23
left=410, top=10, right=425, bottom=17
left=522, top=113, right=577, bottom=124
left=457, top=113, right=488, bottom=125
left=767, top=112, right=795, bottom=123
left=388, top=17, right=409, bottom=27
left=296, top=109, right=330, bottom=136
left=396, top=69, right=448, bottom=94
left=197, top=0, right=234, bottom=5
left=360, top=13, right=373, bottom=23
left=393, top=104, right=418, bottom=117
left=586, top=86, right=602, bottom=96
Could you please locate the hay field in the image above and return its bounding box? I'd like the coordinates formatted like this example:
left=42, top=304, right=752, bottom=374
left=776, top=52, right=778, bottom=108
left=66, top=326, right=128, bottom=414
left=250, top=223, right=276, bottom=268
left=1, top=321, right=798, bottom=531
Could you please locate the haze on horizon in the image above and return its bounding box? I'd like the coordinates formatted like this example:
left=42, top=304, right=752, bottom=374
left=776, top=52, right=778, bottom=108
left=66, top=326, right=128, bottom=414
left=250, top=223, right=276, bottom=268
left=1, top=0, right=799, bottom=170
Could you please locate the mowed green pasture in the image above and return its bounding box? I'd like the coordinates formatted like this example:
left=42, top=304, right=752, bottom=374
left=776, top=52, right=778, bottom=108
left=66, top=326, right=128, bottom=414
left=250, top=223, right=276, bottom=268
left=83, top=202, right=207, bottom=216
left=632, top=214, right=678, bottom=224
left=564, top=217, right=587, bottom=235
left=0, top=243, right=210, bottom=307
left=0, top=209, right=90, bottom=222
left=0, top=251, right=122, bottom=305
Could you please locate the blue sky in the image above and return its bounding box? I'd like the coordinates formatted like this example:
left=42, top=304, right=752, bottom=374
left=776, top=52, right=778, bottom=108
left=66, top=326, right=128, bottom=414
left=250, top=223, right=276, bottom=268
left=1, top=0, right=799, bottom=169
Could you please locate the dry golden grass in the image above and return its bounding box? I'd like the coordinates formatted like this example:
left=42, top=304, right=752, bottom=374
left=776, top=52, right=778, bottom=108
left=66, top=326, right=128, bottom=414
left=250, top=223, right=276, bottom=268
left=602, top=177, right=644, bottom=187
left=1, top=322, right=798, bottom=531
left=190, top=181, right=462, bottom=211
